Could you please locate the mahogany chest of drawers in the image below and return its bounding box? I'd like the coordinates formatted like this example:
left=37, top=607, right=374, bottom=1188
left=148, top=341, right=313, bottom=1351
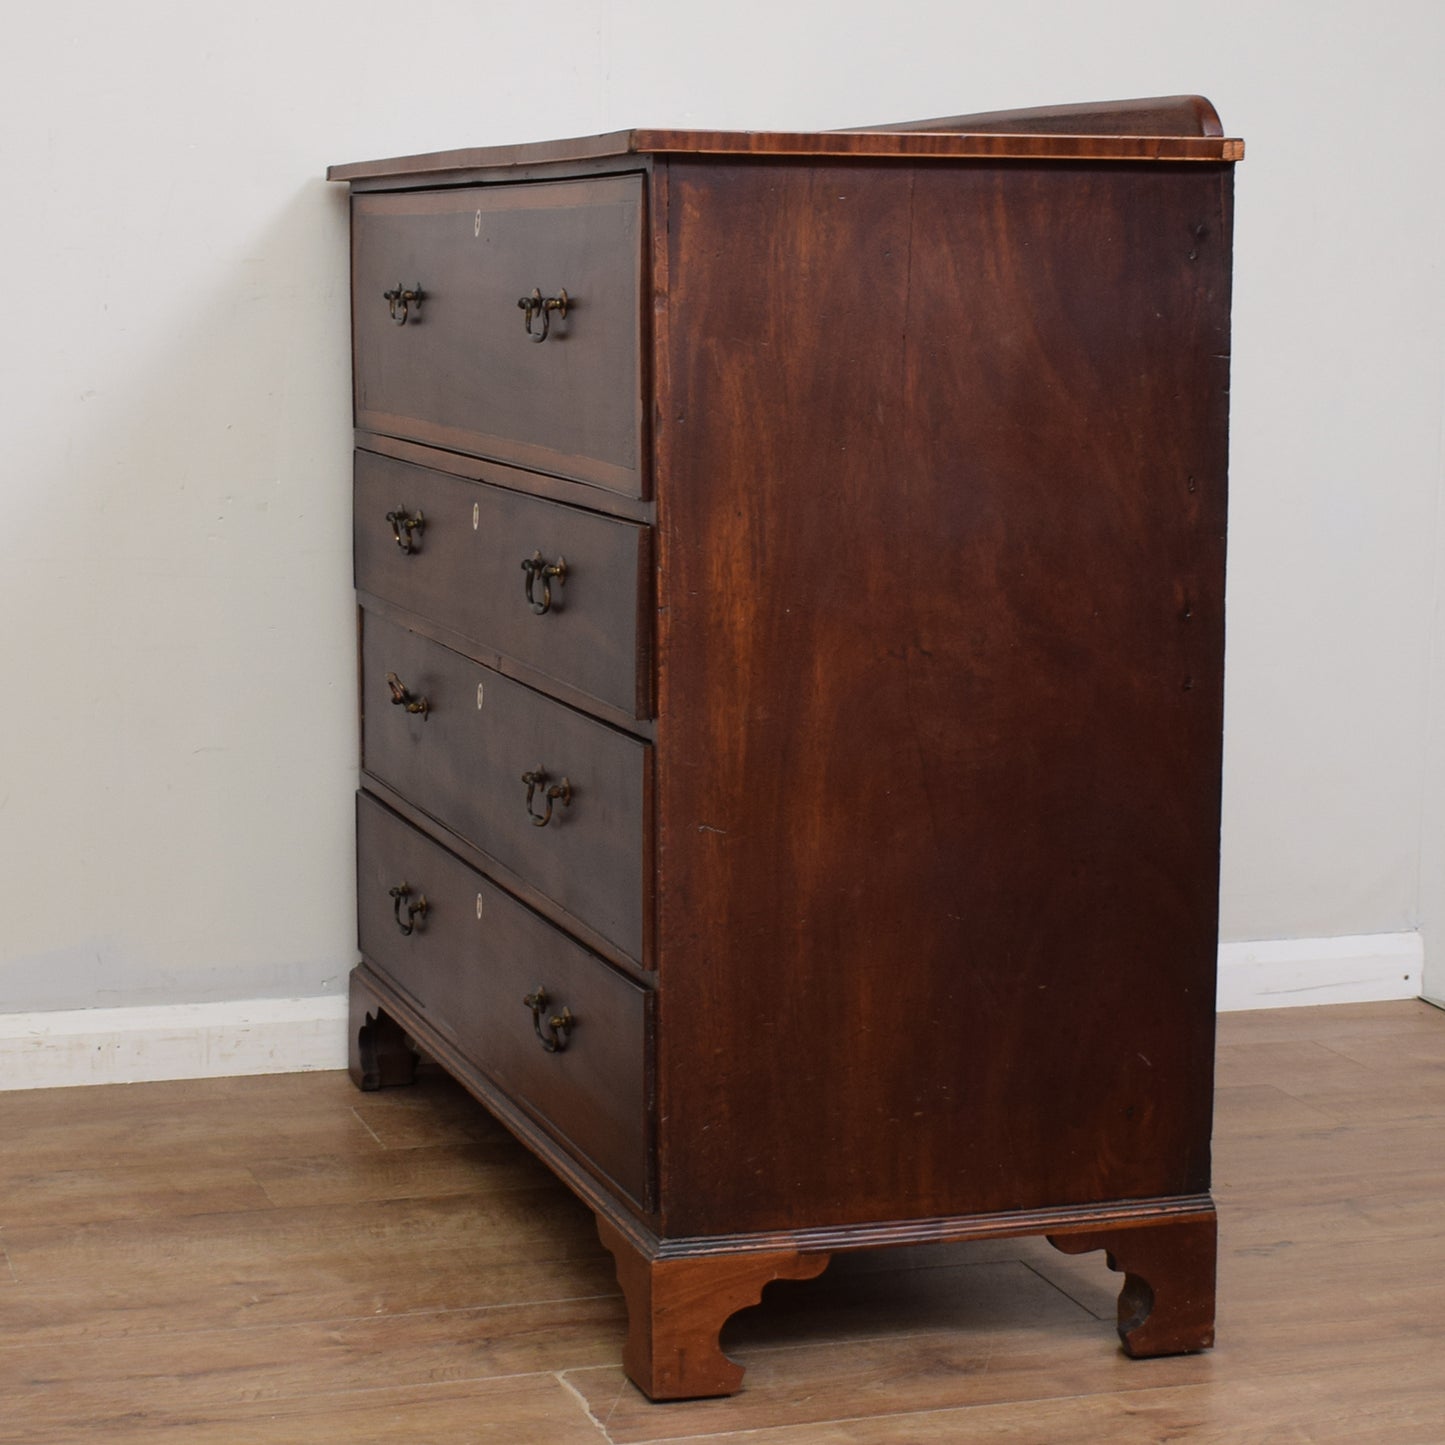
left=330, top=96, right=1242, bottom=1399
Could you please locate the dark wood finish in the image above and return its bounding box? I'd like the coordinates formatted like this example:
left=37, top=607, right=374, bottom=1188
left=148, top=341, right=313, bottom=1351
left=357, top=768, right=654, bottom=979
left=354, top=449, right=650, bottom=718
left=597, top=1216, right=831, bottom=1400
left=358, top=589, right=656, bottom=741
left=598, top=1193, right=1216, bottom=1259
left=327, top=120, right=1242, bottom=187
left=356, top=795, right=651, bottom=1203
left=351, top=176, right=646, bottom=496
left=348, top=960, right=659, bottom=1217
left=1049, top=1211, right=1218, bottom=1356
left=854, top=93, right=1224, bottom=136
left=347, top=987, right=418, bottom=1091
left=355, top=430, right=652, bottom=523
left=652, top=156, right=1230, bottom=1238
left=588, top=1196, right=1215, bottom=1396
left=335, top=96, right=1240, bottom=1400
left=360, top=610, right=648, bottom=964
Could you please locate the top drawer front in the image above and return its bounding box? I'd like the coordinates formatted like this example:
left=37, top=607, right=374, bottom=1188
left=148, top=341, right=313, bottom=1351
left=355, top=450, right=649, bottom=719
left=351, top=176, right=645, bottom=497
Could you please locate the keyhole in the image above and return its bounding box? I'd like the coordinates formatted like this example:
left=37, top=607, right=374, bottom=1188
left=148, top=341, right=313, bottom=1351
left=473, top=502, right=480, bottom=530
left=474, top=210, right=482, bottom=237
left=476, top=682, right=485, bottom=710
left=476, top=893, right=485, bottom=919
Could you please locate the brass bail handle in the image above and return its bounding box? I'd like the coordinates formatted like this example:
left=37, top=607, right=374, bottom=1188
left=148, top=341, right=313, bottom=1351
left=389, top=882, right=429, bottom=936
left=382, top=284, right=424, bottom=325
left=521, top=767, right=572, bottom=827
left=517, top=287, right=569, bottom=342
left=385, top=671, right=430, bottom=720
left=521, top=552, right=567, bottom=613
left=386, top=507, right=425, bottom=553
left=523, top=987, right=575, bottom=1053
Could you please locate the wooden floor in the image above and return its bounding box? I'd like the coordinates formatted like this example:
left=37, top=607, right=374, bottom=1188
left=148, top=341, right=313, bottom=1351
left=2, top=1000, right=1442, bottom=1443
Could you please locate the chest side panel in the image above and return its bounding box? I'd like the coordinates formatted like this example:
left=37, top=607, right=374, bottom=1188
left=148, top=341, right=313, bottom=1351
left=652, top=157, right=1232, bottom=1237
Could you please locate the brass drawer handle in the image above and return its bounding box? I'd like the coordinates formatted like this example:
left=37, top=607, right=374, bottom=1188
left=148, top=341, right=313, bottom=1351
left=521, top=552, right=567, bottom=613
left=517, top=287, right=569, bottom=343
left=382, top=284, right=424, bottom=325
left=386, top=507, right=425, bottom=553
left=521, top=768, right=571, bottom=827
left=385, top=671, right=430, bottom=720
left=523, top=987, right=575, bottom=1053
left=389, top=882, right=428, bottom=936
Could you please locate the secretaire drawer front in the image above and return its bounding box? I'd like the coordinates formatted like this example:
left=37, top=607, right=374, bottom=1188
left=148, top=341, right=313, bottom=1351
left=354, top=450, right=648, bottom=718
left=351, top=176, right=645, bottom=497
left=356, top=793, right=650, bottom=1204
left=361, top=610, right=647, bottom=964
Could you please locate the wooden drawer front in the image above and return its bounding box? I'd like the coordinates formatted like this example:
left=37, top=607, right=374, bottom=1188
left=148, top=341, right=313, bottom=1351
left=361, top=610, right=647, bottom=964
left=351, top=176, right=644, bottom=497
left=356, top=793, right=650, bottom=1203
left=355, top=450, right=649, bottom=719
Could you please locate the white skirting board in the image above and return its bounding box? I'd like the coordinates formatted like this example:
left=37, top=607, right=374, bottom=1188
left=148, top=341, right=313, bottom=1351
left=0, top=996, right=351, bottom=1092
left=0, top=934, right=1427, bottom=1090
left=1216, top=931, right=1422, bottom=1011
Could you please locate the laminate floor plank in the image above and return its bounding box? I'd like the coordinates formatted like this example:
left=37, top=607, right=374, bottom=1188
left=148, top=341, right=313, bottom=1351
left=1210, top=1081, right=1341, bottom=1132
left=632, top=1359, right=1445, bottom=1445
left=1282, top=1075, right=1445, bottom=1125
left=248, top=1140, right=556, bottom=1208
left=564, top=1326, right=1216, bottom=1443
left=1220, top=1176, right=1445, bottom=1251
left=0, top=1260, right=623, bottom=1354
left=1213, top=1116, right=1445, bottom=1186
left=350, top=1068, right=520, bottom=1150
left=0, top=1000, right=1439, bottom=1442
left=3, top=1297, right=625, bottom=1433
left=4, top=1183, right=599, bottom=1281
left=569, top=1281, right=1443, bottom=1443
left=1309, top=1020, right=1445, bottom=1068
left=3, top=1373, right=609, bottom=1445
left=0, top=1197, right=615, bottom=1347
left=1212, top=1039, right=1383, bottom=1094
left=0, top=1071, right=361, bottom=1134
left=0, top=1161, right=275, bottom=1229
left=0, top=1079, right=380, bottom=1170
left=1214, top=998, right=1442, bottom=1046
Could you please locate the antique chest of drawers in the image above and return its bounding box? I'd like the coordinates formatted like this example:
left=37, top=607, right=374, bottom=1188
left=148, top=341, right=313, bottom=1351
left=330, top=95, right=1242, bottom=1399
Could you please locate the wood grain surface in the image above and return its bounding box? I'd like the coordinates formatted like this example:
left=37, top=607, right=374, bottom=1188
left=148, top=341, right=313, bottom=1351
left=652, top=156, right=1233, bottom=1236
left=0, top=1000, right=1440, bottom=1441
left=854, top=94, right=1225, bottom=136
left=356, top=795, right=652, bottom=1204
left=351, top=176, right=646, bottom=495
left=360, top=610, right=650, bottom=964
left=354, top=449, right=651, bottom=719
left=328, top=120, right=1241, bottom=187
